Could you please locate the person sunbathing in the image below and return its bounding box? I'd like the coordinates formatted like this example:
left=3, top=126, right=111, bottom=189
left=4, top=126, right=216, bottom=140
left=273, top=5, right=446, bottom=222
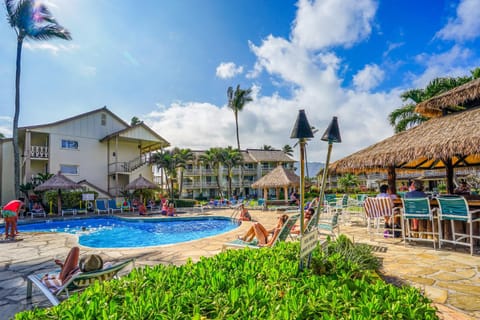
left=239, top=214, right=289, bottom=246
left=291, top=208, right=314, bottom=234
left=42, top=247, right=104, bottom=293
left=238, top=204, right=251, bottom=221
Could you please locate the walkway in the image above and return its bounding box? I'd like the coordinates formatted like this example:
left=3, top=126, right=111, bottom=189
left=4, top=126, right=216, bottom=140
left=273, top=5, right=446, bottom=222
left=0, top=209, right=478, bottom=319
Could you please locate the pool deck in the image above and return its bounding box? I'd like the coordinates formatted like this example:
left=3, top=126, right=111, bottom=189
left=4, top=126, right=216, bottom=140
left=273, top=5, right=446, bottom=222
left=1, top=209, right=479, bottom=319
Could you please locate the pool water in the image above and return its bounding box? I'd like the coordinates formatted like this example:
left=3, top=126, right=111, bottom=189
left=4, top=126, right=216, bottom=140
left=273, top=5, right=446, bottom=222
left=19, top=217, right=239, bottom=248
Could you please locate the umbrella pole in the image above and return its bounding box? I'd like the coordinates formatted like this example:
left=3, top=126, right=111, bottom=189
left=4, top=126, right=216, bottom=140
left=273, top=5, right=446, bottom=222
left=57, top=189, right=62, bottom=215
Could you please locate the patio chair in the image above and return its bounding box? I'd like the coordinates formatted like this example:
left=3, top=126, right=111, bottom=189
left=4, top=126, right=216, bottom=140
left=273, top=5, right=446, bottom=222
left=317, top=210, right=340, bottom=240
left=95, top=199, right=109, bottom=215
left=30, top=203, right=46, bottom=218
left=401, top=197, right=438, bottom=249
left=26, top=258, right=134, bottom=306
left=107, top=199, right=122, bottom=214
left=437, top=197, right=480, bottom=255
left=223, top=214, right=300, bottom=250
left=363, top=197, right=401, bottom=240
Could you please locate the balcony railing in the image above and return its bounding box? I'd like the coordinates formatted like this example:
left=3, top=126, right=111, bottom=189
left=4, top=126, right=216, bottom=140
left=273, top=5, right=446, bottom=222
left=30, top=146, right=48, bottom=159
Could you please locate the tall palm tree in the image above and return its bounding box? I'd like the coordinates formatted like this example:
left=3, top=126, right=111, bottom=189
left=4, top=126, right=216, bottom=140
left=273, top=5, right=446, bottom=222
left=227, top=85, right=253, bottom=151
left=220, top=146, right=243, bottom=199
left=173, top=147, right=193, bottom=198
left=199, top=148, right=224, bottom=198
left=389, top=71, right=477, bottom=133
left=262, top=145, right=274, bottom=151
left=6, top=0, right=71, bottom=198
left=130, top=116, right=141, bottom=126
left=282, top=144, right=294, bottom=157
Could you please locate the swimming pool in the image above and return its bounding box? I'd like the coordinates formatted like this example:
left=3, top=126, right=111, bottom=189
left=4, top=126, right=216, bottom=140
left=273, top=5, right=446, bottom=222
left=18, top=216, right=239, bottom=248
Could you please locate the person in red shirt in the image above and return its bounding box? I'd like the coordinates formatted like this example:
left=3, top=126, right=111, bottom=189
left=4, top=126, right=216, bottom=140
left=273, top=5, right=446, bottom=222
left=2, top=200, right=24, bottom=239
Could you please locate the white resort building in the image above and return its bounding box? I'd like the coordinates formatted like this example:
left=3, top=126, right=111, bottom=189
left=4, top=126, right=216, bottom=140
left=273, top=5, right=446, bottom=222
left=0, top=106, right=169, bottom=204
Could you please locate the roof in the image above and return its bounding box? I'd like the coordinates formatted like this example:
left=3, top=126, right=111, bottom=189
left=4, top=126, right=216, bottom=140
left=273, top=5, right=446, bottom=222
left=99, top=122, right=170, bottom=150
left=125, top=174, right=159, bottom=190
left=415, top=78, right=480, bottom=117
left=330, top=107, right=480, bottom=173
left=251, top=165, right=300, bottom=188
left=245, top=149, right=295, bottom=163
left=19, top=106, right=129, bottom=130
left=34, top=172, right=81, bottom=191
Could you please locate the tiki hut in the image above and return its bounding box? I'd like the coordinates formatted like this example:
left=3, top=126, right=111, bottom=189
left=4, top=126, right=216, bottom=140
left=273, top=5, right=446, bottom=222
left=251, top=165, right=301, bottom=201
left=125, top=174, right=159, bottom=202
left=415, top=78, right=480, bottom=118
left=34, top=172, right=82, bottom=214
left=330, top=106, right=480, bottom=193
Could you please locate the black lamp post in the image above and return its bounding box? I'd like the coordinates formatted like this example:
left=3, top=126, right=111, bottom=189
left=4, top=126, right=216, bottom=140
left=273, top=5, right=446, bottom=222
left=314, top=116, right=341, bottom=227
left=290, top=110, right=314, bottom=237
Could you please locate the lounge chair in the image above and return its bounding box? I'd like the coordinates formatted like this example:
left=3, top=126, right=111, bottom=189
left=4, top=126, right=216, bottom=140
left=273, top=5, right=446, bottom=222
left=30, top=203, right=46, bottom=218
left=222, top=214, right=300, bottom=250
left=107, top=199, right=122, bottom=214
left=26, top=258, right=134, bottom=306
left=95, top=199, right=109, bottom=215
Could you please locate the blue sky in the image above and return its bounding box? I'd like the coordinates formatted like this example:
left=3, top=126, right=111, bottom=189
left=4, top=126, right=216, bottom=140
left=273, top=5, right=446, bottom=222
left=1, top=0, right=479, bottom=162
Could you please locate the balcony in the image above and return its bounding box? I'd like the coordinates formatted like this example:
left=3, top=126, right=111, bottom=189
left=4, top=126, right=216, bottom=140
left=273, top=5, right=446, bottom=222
left=30, top=146, right=48, bottom=159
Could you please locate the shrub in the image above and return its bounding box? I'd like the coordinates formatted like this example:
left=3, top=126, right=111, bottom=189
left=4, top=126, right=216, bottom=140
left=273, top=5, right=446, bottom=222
left=16, top=241, right=437, bottom=319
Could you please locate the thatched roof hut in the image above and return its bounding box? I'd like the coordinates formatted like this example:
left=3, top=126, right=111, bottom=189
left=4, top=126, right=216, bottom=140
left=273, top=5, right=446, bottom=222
left=331, top=107, right=480, bottom=193
left=34, top=172, right=82, bottom=214
left=415, top=78, right=480, bottom=117
left=125, top=174, right=159, bottom=191
left=251, top=166, right=300, bottom=201
left=331, top=107, right=480, bottom=172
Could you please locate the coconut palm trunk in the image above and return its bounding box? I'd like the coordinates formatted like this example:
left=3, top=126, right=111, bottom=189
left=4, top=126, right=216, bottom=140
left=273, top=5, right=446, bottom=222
left=13, top=37, right=23, bottom=198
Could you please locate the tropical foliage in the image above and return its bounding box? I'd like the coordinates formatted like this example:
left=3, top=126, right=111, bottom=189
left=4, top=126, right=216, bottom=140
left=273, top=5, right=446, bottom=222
left=389, top=68, right=480, bottom=133
left=219, top=146, right=243, bottom=199
left=199, top=147, right=224, bottom=198
left=5, top=0, right=71, bottom=198
left=337, top=173, right=359, bottom=193
left=16, top=239, right=437, bottom=319
left=282, top=144, right=294, bottom=156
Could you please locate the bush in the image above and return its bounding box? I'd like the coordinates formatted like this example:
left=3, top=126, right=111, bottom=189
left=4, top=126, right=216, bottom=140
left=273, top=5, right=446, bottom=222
left=172, top=199, right=197, bottom=207
left=16, top=240, right=437, bottom=319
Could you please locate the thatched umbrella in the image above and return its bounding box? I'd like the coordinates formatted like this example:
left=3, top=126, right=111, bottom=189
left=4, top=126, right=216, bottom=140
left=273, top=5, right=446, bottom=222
left=251, top=165, right=301, bottom=201
left=34, top=172, right=82, bottom=214
left=330, top=107, right=480, bottom=193
left=125, top=174, right=159, bottom=202
left=415, top=78, right=480, bottom=118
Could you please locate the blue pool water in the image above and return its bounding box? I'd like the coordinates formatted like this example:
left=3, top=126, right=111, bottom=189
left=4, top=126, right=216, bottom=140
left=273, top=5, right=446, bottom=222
left=19, top=217, right=239, bottom=248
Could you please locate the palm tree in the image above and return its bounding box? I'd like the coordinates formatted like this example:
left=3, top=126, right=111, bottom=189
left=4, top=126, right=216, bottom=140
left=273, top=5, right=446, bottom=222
left=337, top=173, right=359, bottom=193
left=220, top=146, right=243, bottom=199
left=199, top=148, right=224, bottom=198
left=227, top=85, right=253, bottom=151
left=282, top=144, right=294, bottom=157
left=262, top=145, right=274, bottom=151
left=6, top=0, right=71, bottom=198
left=173, top=147, right=193, bottom=198
left=389, top=72, right=477, bottom=133
left=152, top=150, right=177, bottom=200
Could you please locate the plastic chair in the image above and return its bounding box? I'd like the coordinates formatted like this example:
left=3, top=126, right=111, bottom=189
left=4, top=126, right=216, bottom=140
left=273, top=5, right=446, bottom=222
left=401, top=197, right=437, bottom=249
left=95, top=200, right=109, bottom=215
left=363, top=197, right=401, bottom=239
left=437, top=197, right=480, bottom=255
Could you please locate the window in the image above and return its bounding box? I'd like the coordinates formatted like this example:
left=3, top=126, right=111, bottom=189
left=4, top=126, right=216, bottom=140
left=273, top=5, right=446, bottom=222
left=61, top=139, right=78, bottom=150
left=60, top=165, right=78, bottom=175
left=101, top=114, right=106, bottom=126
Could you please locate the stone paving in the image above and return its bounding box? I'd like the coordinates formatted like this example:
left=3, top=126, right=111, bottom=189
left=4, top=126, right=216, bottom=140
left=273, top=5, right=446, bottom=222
left=0, top=209, right=479, bottom=319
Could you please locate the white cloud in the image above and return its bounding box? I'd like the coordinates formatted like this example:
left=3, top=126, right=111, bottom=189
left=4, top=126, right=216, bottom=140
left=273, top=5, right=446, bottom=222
left=353, top=64, right=385, bottom=91
left=0, top=116, right=12, bottom=138
left=23, top=42, right=78, bottom=55
left=215, top=62, right=244, bottom=79
left=436, top=0, right=480, bottom=41
left=292, top=0, right=377, bottom=49
left=411, top=45, right=474, bottom=87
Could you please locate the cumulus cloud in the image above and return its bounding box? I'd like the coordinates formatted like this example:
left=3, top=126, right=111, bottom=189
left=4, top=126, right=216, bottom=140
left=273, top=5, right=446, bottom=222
left=292, top=0, right=377, bottom=49
left=436, top=0, right=480, bottom=41
left=215, top=62, right=244, bottom=79
left=353, top=64, right=385, bottom=91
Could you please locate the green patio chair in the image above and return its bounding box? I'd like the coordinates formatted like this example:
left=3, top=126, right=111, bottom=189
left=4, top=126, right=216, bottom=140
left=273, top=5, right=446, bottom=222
left=26, top=259, right=135, bottom=306
left=401, top=197, right=437, bottom=249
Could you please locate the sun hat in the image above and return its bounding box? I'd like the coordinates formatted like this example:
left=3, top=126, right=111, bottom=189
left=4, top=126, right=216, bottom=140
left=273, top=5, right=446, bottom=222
left=79, top=254, right=103, bottom=272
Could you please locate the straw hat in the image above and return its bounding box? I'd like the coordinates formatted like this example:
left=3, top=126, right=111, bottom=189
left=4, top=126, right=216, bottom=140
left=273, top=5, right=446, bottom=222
left=79, top=254, right=103, bottom=272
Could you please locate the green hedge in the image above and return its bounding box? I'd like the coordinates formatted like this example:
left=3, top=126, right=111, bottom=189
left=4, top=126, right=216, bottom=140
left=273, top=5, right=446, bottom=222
left=17, top=237, right=437, bottom=319
left=171, top=199, right=197, bottom=207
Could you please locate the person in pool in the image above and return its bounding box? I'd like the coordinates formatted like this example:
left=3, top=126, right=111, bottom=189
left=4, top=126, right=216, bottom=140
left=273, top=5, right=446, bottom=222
left=238, top=214, right=289, bottom=247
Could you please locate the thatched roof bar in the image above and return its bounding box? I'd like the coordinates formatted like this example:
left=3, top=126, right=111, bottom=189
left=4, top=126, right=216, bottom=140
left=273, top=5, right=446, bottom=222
left=415, top=78, right=480, bottom=117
